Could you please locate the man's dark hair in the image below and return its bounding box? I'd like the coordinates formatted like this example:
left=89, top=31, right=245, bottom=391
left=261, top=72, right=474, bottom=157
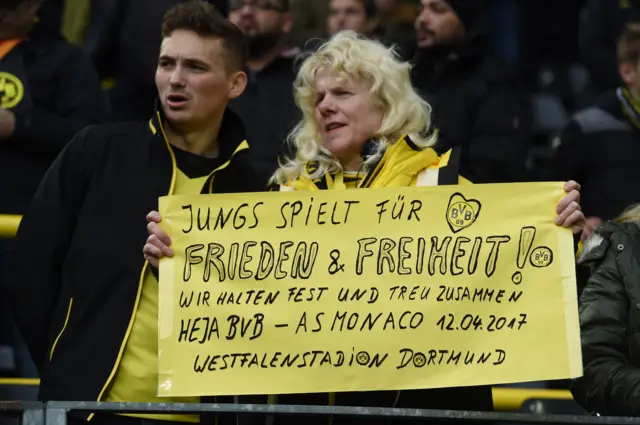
left=162, top=0, right=247, bottom=72
left=618, top=23, right=640, bottom=65
left=362, top=0, right=377, bottom=20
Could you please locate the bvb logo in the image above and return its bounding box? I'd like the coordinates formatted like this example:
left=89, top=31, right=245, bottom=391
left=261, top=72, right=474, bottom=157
left=445, top=192, right=482, bottom=234
left=0, top=72, right=24, bottom=109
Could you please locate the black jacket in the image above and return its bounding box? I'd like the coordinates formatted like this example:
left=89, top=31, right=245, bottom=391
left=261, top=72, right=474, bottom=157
left=5, top=108, right=268, bottom=418
left=570, top=220, right=640, bottom=416
left=410, top=17, right=532, bottom=184
left=544, top=89, right=640, bottom=221
left=0, top=25, right=108, bottom=214
left=578, top=0, right=640, bottom=103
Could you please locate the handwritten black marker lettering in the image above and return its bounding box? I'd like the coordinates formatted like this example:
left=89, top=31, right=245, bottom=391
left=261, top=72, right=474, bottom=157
left=182, top=205, right=194, bottom=233
left=226, top=313, right=264, bottom=340
left=396, top=348, right=506, bottom=368
left=276, top=200, right=360, bottom=228
left=398, top=237, right=413, bottom=275
left=179, top=317, right=219, bottom=343
left=183, top=244, right=204, bottom=282
left=337, top=287, right=379, bottom=304
left=451, top=237, right=470, bottom=276
left=389, top=285, right=430, bottom=301
left=377, top=238, right=397, bottom=274
left=428, top=236, right=452, bottom=275
left=255, top=241, right=275, bottom=281
left=391, top=195, right=405, bottom=220
left=239, top=241, right=257, bottom=279
left=485, top=236, right=511, bottom=277
left=295, top=312, right=324, bottom=333
left=355, top=237, right=377, bottom=275
left=291, top=242, right=319, bottom=279
left=407, top=200, right=422, bottom=221
left=216, top=289, right=280, bottom=305
left=274, top=241, right=294, bottom=279
left=249, top=202, right=263, bottom=229
left=197, top=206, right=211, bottom=231
left=288, top=286, right=329, bottom=302
left=203, top=243, right=226, bottom=282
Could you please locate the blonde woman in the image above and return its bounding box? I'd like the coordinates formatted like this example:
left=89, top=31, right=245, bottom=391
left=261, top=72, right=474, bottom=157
left=145, top=31, right=584, bottom=424
left=570, top=204, right=640, bottom=416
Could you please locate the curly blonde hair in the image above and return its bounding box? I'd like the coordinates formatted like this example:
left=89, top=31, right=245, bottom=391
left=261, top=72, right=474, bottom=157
left=271, top=30, right=437, bottom=185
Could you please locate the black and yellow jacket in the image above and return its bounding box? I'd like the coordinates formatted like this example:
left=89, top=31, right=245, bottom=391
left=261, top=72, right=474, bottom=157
left=242, top=135, right=494, bottom=425
left=4, top=107, right=268, bottom=421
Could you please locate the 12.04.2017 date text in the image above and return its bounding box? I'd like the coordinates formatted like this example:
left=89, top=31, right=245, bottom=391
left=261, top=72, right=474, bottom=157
left=436, top=313, right=528, bottom=332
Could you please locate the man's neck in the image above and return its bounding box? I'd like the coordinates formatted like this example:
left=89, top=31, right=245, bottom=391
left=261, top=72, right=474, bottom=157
left=164, top=119, right=222, bottom=158
left=247, top=46, right=281, bottom=72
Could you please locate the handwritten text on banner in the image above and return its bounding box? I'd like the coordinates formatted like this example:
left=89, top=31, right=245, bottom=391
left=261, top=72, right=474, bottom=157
left=157, top=183, right=581, bottom=397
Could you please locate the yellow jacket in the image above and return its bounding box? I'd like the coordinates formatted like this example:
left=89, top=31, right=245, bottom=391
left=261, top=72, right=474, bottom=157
left=279, top=135, right=469, bottom=192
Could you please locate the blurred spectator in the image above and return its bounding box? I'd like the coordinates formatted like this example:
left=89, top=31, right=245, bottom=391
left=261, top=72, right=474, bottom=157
left=84, top=0, right=228, bottom=122
left=545, top=23, right=640, bottom=240
left=288, top=0, right=328, bottom=47
left=228, top=0, right=299, bottom=175
left=578, top=0, right=640, bottom=105
left=327, top=0, right=379, bottom=38
left=0, top=0, right=107, bottom=377
left=410, top=0, right=532, bottom=183
left=375, top=0, right=418, bottom=49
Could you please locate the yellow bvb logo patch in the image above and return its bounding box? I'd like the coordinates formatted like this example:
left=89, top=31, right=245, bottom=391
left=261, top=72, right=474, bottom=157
left=0, top=72, right=24, bottom=109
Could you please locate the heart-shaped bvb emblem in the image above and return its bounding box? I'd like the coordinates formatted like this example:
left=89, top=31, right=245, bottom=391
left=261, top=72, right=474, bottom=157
left=445, top=193, right=482, bottom=233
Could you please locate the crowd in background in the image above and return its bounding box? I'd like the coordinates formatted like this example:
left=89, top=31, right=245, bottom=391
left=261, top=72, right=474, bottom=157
left=1, top=0, right=640, bottom=398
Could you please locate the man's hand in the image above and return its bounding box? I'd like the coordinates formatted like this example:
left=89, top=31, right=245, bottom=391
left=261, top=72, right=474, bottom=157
left=0, top=108, right=16, bottom=139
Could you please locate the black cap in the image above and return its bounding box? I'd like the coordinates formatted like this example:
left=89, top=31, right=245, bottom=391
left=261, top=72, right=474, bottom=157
left=444, top=0, right=487, bottom=31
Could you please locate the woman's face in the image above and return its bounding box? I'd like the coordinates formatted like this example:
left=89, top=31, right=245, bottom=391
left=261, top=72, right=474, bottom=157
left=313, top=69, right=384, bottom=170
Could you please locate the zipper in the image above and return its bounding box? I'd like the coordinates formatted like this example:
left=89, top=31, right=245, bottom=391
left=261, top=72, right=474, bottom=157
left=49, top=298, right=73, bottom=360
left=89, top=115, right=178, bottom=421
left=89, top=115, right=249, bottom=421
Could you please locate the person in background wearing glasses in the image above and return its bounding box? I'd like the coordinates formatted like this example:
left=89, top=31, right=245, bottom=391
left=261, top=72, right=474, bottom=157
left=227, top=0, right=301, bottom=181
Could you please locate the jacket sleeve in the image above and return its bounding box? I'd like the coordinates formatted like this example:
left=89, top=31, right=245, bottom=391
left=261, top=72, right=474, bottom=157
left=578, top=0, right=621, bottom=90
left=6, top=45, right=108, bottom=157
left=570, top=241, right=640, bottom=416
left=5, top=127, right=96, bottom=372
left=467, top=84, right=532, bottom=183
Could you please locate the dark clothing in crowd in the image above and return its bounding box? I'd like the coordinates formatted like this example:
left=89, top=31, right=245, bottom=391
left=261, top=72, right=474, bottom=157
left=84, top=0, right=178, bottom=121
left=571, top=220, right=640, bottom=416
left=546, top=89, right=640, bottom=221
left=578, top=0, right=640, bottom=103
left=229, top=55, right=299, bottom=175
left=0, top=24, right=107, bottom=215
left=410, top=16, right=532, bottom=184
left=5, top=107, right=268, bottom=417
left=84, top=0, right=228, bottom=122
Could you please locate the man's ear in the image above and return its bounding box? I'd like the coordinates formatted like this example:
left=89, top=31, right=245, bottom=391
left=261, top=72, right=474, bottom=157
left=228, top=71, right=248, bottom=100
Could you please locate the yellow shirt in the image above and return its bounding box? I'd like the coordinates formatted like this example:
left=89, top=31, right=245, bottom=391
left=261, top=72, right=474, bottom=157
left=104, top=169, right=209, bottom=423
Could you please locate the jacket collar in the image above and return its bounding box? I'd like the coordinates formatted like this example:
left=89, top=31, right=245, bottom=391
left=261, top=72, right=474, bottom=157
left=291, top=135, right=441, bottom=191
left=148, top=99, right=250, bottom=194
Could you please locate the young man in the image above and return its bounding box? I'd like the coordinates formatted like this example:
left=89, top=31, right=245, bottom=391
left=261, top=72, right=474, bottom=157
left=5, top=1, right=267, bottom=424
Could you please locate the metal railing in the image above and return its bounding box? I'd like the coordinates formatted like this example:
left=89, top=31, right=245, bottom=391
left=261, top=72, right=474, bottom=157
left=0, top=402, right=638, bottom=425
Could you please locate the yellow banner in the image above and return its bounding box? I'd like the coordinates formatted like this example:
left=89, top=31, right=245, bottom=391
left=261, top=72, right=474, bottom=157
left=157, top=182, right=581, bottom=397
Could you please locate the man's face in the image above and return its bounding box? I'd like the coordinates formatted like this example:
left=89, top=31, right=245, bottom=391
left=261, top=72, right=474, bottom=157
left=155, top=30, right=245, bottom=128
left=0, top=0, right=40, bottom=38
left=415, top=0, right=465, bottom=50
left=620, top=59, right=640, bottom=96
left=228, top=0, right=290, bottom=58
left=328, top=0, right=370, bottom=37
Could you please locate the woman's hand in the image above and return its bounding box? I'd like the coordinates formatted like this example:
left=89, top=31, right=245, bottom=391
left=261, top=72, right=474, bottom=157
left=143, top=211, right=173, bottom=268
left=555, top=180, right=585, bottom=235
